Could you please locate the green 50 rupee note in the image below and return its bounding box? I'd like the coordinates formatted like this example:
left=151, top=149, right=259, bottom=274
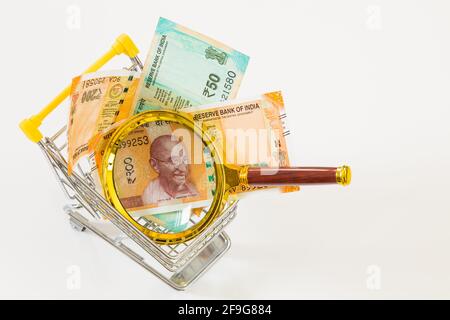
left=132, top=17, right=249, bottom=114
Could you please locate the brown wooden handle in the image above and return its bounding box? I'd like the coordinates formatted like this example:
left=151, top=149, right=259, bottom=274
left=246, top=166, right=351, bottom=186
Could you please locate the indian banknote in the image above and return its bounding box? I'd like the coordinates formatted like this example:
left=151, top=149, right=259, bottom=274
left=131, top=17, right=249, bottom=114
left=86, top=18, right=250, bottom=231
left=95, top=92, right=297, bottom=228
left=187, top=91, right=298, bottom=195
left=67, top=69, right=139, bottom=174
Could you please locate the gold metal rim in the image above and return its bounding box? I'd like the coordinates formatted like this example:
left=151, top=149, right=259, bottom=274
left=101, top=110, right=226, bottom=245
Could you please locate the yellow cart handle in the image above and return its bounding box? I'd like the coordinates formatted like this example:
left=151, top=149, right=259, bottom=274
left=19, top=34, right=140, bottom=143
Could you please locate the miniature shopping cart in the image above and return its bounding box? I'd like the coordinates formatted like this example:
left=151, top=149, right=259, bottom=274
left=19, top=34, right=238, bottom=290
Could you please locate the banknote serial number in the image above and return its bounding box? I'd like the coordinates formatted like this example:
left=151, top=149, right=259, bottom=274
left=118, top=136, right=149, bottom=149
left=221, top=70, right=237, bottom=101
left=202, top=71, right=236, bottom=101
left=81, top=76, right=121, bottom=89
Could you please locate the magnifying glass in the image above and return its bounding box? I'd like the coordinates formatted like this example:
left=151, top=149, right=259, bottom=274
left=101, top=110, right=351, bottom=245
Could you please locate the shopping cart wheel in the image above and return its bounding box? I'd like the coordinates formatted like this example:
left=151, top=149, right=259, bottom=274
left=69, top=218, right=86, bottom=232
left=64, top=205, right=87, bottom=232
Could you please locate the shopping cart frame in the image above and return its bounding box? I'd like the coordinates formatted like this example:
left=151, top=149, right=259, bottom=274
left=20, top=34, right=238, bottom=290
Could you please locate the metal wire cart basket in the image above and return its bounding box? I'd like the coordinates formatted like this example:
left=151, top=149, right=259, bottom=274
left=20, top=34, right=238, bottom=290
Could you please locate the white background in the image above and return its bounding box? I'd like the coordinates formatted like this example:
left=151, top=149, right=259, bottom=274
left=1, top=0, right=450, bottom=299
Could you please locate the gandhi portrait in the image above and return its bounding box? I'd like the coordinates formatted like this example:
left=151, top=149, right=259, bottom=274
left=142, top=135, right=199, bottom=204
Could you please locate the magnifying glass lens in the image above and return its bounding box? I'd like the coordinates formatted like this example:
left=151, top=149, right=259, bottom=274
left=111, top=119, right=217, bottom=235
